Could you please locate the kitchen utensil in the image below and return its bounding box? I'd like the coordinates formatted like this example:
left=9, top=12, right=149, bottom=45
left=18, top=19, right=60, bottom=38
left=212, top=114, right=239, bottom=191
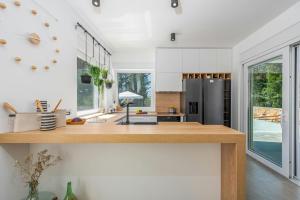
left=3, top=102, right=18, bottom=114
left=35, top=100, right=45, bottom=112
left=168, top=107, right=177, bottom=114
left=40, top=112, right=56, bottom=131
left=52, top=99, right=62, bottom=112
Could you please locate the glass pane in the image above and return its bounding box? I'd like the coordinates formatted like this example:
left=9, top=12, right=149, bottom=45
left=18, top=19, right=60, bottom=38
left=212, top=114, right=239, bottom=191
left=248, top=56, right=283, bottom=167
left=117, top=73, right=152, bottom=107
left=77, top=58, right=95, bottom=111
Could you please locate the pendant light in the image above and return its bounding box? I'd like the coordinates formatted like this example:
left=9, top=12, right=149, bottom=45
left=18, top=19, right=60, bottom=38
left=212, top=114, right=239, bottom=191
left=171, top=33, right=176, bottom=41
left=171, top=0, right=178, bottom=8
left=92, top=0, right=100, bottom=7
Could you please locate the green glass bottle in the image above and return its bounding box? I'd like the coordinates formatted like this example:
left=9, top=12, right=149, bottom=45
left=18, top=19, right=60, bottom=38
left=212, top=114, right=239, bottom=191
left=63, top=182, right=77, bottom=200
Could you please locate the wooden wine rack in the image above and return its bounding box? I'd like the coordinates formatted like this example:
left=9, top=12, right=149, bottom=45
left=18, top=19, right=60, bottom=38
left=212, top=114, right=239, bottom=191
left=182, top=73, right=231, bottom=80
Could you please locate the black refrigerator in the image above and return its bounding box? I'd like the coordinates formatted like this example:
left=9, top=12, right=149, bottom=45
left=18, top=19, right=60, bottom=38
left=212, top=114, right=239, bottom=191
left=181, top=78, right=227, bottom=125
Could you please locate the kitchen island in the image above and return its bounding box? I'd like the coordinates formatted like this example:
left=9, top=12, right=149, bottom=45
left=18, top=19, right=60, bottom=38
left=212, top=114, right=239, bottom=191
left=0, top=113, right=245, bottom=200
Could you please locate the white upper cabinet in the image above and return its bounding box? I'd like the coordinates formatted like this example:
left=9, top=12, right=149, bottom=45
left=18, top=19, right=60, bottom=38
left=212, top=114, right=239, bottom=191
left=199, top=49, right=218, bottom=72
left=156, top=48, right=182, bottom=73
left=182, top=49, right=200, bottom=73
left=217, top=49, right=232, bottom=72
left=156, top=73, right=182, bottom=92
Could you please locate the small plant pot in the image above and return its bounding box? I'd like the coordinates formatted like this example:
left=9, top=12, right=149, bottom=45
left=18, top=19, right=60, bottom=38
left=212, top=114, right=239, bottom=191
left=105, top=82, right=113, bottom=89
left=81, top=74, right=91, bottom=84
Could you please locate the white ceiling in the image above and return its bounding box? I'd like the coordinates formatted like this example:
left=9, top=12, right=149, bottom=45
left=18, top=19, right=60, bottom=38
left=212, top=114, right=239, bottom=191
left=67, top=0, right=299, bottom=51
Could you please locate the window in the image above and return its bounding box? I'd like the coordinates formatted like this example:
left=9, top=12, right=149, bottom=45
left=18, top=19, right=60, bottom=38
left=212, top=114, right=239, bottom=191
left=77, top=57, right=95, bottom=111
left=117, top=71, right=154, bottom=109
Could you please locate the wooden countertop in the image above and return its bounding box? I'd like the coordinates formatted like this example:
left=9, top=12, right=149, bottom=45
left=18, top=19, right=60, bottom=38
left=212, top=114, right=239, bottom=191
left=0, top=113, right=244, bottom=144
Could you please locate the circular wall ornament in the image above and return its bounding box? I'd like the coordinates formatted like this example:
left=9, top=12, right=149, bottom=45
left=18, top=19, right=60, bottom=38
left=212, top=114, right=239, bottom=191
left=1, top=5, right=60, bottom=71
left=31, top=65, right=37, bottom=71
left=0, top=39, right=7, bottom=45
left=14, top=1, right=21, bottom=7
left=28, top=33, right=41, bottom=45
left=44, top=22, right=50, bottom=27
left=15, top=57, right=22, bottom=63
left=31, top=9, right=37, bottom=15
left=0, top=2, right=7, bottom=9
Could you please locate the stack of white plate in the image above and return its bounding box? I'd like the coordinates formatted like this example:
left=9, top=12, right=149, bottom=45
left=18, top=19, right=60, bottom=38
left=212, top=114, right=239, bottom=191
left=40, top=113, right=56, bottom=131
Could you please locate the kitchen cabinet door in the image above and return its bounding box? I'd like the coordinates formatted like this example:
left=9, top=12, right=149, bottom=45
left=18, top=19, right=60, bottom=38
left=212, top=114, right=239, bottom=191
left=156, top=72, right=182, bottom=92
left=199, top=49, right=218, bottom=72
left=182, top=49, right=200, bottom=73
left=156, top=48, right=182, bottom=73
left=217, top=49, right=232, bottom=72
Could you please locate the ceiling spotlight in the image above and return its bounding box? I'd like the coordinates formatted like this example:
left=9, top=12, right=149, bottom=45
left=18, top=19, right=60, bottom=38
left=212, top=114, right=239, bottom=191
left=171, top=33, right=176, bottom=41
left=171, top=0, right=178, bottom=8
left=92, top=0, right=100, bottom=7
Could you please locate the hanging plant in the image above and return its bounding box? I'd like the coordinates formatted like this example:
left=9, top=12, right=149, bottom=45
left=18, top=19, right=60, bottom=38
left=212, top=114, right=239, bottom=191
left=89, top=65, right=105, bottom=109
left=105, top=79, right=114, bottom=89
left=81, top=73, right=91, bottom=84
left=80, top=63, right=92, bottom=84
left=101, top=68, right=109, bottom=79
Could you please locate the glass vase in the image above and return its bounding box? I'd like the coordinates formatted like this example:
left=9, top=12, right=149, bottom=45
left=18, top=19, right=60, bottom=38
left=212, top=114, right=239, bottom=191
left=64, top=182, right=77, bottom=200
left=26, top=182, right=39, bottom=200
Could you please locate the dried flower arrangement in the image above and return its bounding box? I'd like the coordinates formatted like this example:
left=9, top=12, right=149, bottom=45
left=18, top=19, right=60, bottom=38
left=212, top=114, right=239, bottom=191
left=15, top=149, right=62, bottom=200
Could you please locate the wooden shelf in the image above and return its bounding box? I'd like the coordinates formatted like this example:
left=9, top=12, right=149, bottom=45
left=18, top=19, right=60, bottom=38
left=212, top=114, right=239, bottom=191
left=182, top=72, right=231, bottom=80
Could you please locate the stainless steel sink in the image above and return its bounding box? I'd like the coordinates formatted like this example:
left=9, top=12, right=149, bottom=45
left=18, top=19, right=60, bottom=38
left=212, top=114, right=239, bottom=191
left=117, top=121, right=158, bottom=125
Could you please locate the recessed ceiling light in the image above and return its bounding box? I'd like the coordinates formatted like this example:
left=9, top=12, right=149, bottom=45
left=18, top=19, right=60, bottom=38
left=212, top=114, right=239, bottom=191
left=171, top=0, right=178, bottom=8
left=171, top=33, right=176, bottom=41
left=92, top=0, right=100, bottom=7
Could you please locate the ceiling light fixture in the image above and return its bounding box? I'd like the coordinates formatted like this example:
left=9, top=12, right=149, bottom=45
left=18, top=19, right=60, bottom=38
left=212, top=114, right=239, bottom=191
left=171, top=0, right=178, bottom=8
left=92, top=0, right=100, bottom=7
left=171, top=33, right=176, bottom=41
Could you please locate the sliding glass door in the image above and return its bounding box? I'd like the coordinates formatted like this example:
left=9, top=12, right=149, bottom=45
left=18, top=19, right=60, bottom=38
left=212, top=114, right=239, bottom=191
left=248, top=56, right=283, bottom=166
left=245, top=48, right=290, bottom=177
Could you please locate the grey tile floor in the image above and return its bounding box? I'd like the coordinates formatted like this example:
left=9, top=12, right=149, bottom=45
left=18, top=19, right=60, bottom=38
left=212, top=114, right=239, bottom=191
left=247, top=156, right=300, bottom=200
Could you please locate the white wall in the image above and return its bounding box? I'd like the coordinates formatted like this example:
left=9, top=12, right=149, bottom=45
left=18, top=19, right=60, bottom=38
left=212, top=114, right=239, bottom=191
left=232, top=2, right=300, bottom=130
left=112, top=49, right=155, bottom=69
left=31, top=144, right=221, bottom=200
left=0, top=0, right=112, bottom=198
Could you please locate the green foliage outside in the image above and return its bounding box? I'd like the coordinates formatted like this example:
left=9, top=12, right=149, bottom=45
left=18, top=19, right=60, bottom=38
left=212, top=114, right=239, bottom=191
left=250, top=62, right=282, bottom=108
left=117, top=73, right=152, bottom=107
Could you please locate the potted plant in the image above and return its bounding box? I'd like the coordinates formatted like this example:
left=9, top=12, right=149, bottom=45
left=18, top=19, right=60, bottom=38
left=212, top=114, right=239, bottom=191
left=105, top=79, right=114, bottom=89
left=80, top=63, right=92, bottom=84
left=101, top=68, right=109, bottom=79
left=15, top=149, right=62, bottom=200
left=89, top=65, right=105, bottom=109
left=80, top=72, right=91, bottom=84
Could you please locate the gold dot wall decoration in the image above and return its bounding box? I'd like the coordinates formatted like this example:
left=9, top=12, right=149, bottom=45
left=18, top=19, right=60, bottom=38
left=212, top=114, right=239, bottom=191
left=55, top=49, right=60, bottom=53
left=0, top=2, right=7, bottom=9
left=52, top=36, right=57, bottom=41
left=44, top=66, right=50, bottom=70
left=14, top=1, right=21, bottom=7
left=15, top=57, right=22, bottom=63
left=31, top=65, right=37, bottom=71
left=44, top=22, right=50, bottom=28
left=52, top=59, right=57, bottom=64
left=0, top=39, right=7, bottom=45
left=31, top=9, right=37, bottom=15
left=28, top=33, right=41, bottom=45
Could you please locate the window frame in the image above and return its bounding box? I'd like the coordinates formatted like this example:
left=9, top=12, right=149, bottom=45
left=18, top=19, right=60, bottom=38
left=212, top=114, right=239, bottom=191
left=114, top=69, right=156, bottom=112
left=76, top=56, right=100, bottom=116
